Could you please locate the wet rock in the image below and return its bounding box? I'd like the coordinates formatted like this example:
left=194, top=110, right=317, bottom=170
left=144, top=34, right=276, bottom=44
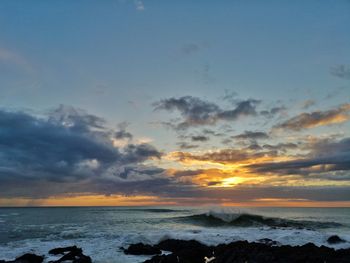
left=144, top=254, right=180, bottom=263
left=0, top=254, right=44, bottom=263
left=14, top=254, right=44, bottom=263
left=327, top=235, right=346, bottom=244
left=123, top=243, right=161, bottom=255
left=157, top=239, right=211, bottom=253
left=49, top=246, right=81, bottom=255
left=48, top=246, right=91, bottom=263
left=136, top=239, right=350, bottom=263
left=257, top=238, right=280, bottom=246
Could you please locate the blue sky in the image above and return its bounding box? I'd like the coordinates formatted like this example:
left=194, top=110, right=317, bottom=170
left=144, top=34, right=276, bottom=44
left=0, top=0, right=350, bottom=206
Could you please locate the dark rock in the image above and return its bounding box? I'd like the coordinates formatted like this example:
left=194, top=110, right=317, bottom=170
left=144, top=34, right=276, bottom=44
left=49, top=246, right=81, bottom=255
left=157, top=239, right=210, bottom=253
left=48, top=246, right=91, bottom=263
left=137, top=239, right=350, bottom=263
left=123, top=243, right=161, bottom=255
left=149, top=239, right=213, bottom=263
left=328, top=235, right=346, bottom=244
left=72, top=254, right=92, bottom=263
left=13, top=254, right=43, bottom=263
left=144, top=254, right=180, bottom=263
left=0, top=254, right=44, bottom=263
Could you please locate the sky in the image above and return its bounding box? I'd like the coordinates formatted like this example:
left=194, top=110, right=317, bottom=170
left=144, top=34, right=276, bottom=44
left=0, top=0, right=350, bottom=206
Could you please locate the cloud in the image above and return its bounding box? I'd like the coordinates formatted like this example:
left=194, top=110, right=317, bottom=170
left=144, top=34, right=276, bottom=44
left=232, top=131, right=269, bottom=141
left=330, top=65, right=350, bottom=80
left=153, top=96, right=260, bottom=130
left=0, top=106, right=163, bottom=198
left=301, top=100, right=316, bottom=109
left=171, top=148, right=276, bottom=165
left=247, top=137, right=350, bottom=176
left=181, top=43, right=201, bottom=55
left=191, top=135, right=209, bottom=142
left=177, top=142, right=199, bottom=150
left=0, top=47, right=33, bottom=73
left=2, top=104, right=350, bottom=204
left=115, top=122, right=133, bottom=140
left=221, top=90, right=238, bottom=104
left=202, top=129, right=224, bottom=137
left=262, top=143, right=298, bottom=152
left=115, top=129, right=133, bottom=140
left=275, top=104, right=350, bottom=131
left=134, top=0, right=144, bottom=11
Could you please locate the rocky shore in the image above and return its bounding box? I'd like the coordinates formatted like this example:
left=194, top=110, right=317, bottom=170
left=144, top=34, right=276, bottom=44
left=1, top=235, right=349, bottom=263
left=0, top=246, right=91, bottom=263
left=123, top=236, right=350, bottom=263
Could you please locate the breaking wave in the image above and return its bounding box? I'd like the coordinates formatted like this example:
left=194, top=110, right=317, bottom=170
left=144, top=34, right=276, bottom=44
left=177, top=210, right=342, bottom=229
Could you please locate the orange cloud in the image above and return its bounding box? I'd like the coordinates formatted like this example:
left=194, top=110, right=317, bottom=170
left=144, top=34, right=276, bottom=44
left=0, top=194, right=175, bottom=207
left=275, top=104, right=350, bottom=131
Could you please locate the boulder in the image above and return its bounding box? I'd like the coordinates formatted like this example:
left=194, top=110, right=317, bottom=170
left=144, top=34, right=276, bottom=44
left=14, top=254, right=44, bottom=263
left=327, top=235, right=346, bottom=244
left=123, top=243, right=161, bottom=255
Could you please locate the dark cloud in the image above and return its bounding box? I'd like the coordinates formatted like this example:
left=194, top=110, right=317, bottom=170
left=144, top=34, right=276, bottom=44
left=0, top=106, right=163, bottom=197
left=330, top=65, right=350, bottom=80
left=121, top=143, right=161, bottom=163
left=202, top=129, right=224, bottom=137
left=177, top=142, right=199, bottom=150
left=247, top=138, right=350, bottom=176
left=172, top=169, right=204, bottom=178
left=191, top=135, right=209, bottom=142
left=262, top=143, right=298, bottom=152
left=275, top=104, right=350, bottom=131
left=232, top=131, right=269, bottom=141
left=115, top=130, right=133, bottom=140
left=260, top=106, right=286, bottom=118
left=49, top=105, right=106, bottom=132
left=153, top=96, right=260, bottom=130
left=115, top=122, right=133, bottom=140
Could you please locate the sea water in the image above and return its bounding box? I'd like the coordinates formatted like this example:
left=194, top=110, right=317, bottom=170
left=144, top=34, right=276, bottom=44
left=0, top=207, right=349, bottom=262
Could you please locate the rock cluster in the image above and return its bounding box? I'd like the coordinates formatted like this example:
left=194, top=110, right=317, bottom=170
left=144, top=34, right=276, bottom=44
left=48, top=246, right=91, bottom=263
left=0, top=246, right=91, bottom=263
left=124, top=238, right=350, bottom=263
left=0, top=254, right=44, bottom=263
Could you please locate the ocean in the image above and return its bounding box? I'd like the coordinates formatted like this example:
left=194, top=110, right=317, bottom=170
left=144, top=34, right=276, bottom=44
left=0, top=207, right=349, bottom=262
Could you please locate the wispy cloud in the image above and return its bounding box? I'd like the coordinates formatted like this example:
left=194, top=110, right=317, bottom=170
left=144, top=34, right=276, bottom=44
left=134, top=0, right=144, bottom=11
left=330, top=65, right=350, bottom=80
left=0, top=47, right=33, bottom=73
left=275, top=104, right=350, bottom=131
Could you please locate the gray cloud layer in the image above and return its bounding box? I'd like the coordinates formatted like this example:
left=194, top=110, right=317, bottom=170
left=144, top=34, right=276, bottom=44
left=1, top=105, right=350, bottom=203
left=153, top=96, right=260, bottom=130
left=0, top=106, right=163, bottom=198
left=248, top=138, right=350, bottom=176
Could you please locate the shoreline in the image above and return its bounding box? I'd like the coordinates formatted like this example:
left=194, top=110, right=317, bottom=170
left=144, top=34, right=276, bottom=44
left=1, top=235, right=349, bottom=263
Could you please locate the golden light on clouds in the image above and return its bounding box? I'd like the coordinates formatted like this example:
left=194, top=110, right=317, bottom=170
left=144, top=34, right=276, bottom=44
left=0, top=194, right=176, bottom=207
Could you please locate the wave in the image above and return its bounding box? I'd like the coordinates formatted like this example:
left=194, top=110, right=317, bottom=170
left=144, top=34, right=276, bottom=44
left=87, top=207, right=181, bottom=213
left=176, top=210, right=342, bottom=229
